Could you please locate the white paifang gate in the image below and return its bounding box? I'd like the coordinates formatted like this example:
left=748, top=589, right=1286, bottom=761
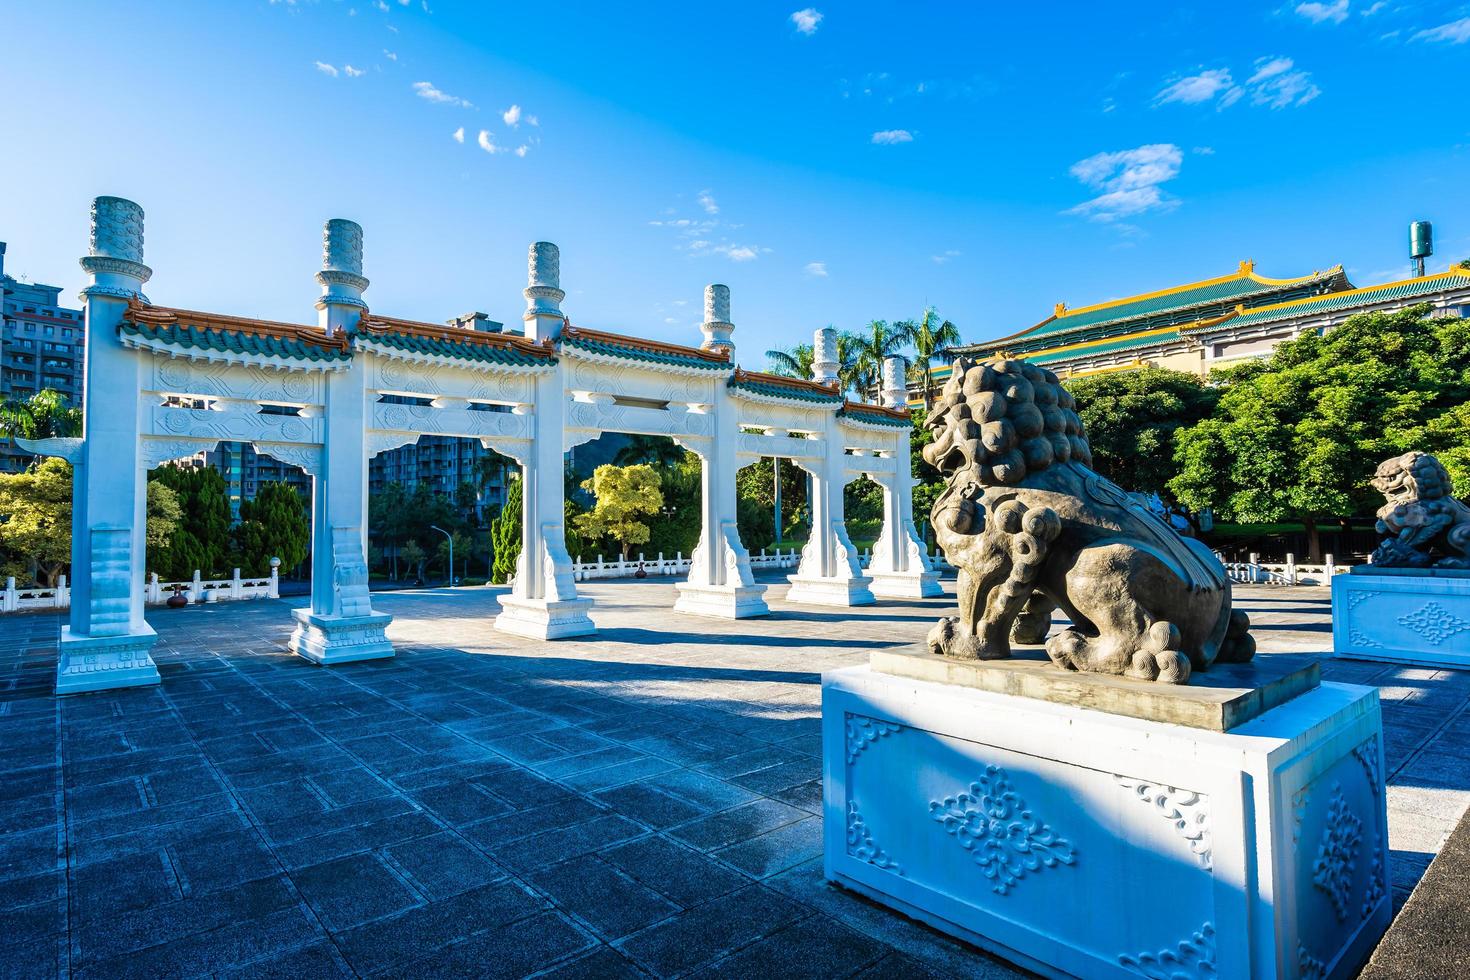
left=31, top=196, right=939, bottom=694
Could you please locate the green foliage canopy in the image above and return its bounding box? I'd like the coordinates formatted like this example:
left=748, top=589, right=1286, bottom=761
left=574, top=464, right=663, bottom=560
left=1064, top=367, right=1217, bottom=499
left=232, top=483, right=309, bottom=576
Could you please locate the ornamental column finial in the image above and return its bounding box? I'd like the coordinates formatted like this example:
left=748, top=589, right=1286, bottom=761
left=524, top=241, right=566, bottom=343
left=80, top=196, right=152, bottom=301
left=700, top=283, right=734, bottom=355
left=881, top=355, right=907, bottom=408
left=813, top=326, right=839, bottom=385
left=316, top=218, right=369, bottom=321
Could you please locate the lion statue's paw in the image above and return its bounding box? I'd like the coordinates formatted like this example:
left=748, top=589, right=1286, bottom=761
left=926, top=616, right=999, bottom=661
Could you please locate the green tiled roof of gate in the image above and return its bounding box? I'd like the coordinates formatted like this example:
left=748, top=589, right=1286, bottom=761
left=119, top=306, right=352, bottom=362
left=1199, top=268, right=1470, bottom=331
left=839, top=402, right=912, bottom=427
left=357, top=315, right=555, bottom=366
left=560, top=326, right=731, bottom=371
left=729, top=369, right=844, bottom=403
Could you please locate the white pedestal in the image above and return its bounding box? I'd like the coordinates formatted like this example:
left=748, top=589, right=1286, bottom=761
left=868, top=569, right=943, bottom=599
left=785, top=574, right=876, bottom=607
left=1332, top=570, right=1470, bottom=669
left=289, top=609, right=394, bottom=664
left=823, top=664, right=1390, bottom=980
left=494, top=595, right=596, bottom=639
left=56, top=625, right=160, bottom=694
left=673, top=581, right=770, bottom=619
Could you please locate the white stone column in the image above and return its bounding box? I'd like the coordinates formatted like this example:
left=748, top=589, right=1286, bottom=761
left=868, top=356, right=941, bottom=598
left=785, top=328, right=875, bottom=607
left=675, top=287, right=767, bottom=618
left=288, top=218, right=393, bottom=664
left=494, top=242, right=595, bottom=639
left=54, top=196, right=160, bottom=694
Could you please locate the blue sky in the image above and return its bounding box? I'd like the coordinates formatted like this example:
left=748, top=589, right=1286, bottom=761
left=2, top=1, right=1467, bottom=361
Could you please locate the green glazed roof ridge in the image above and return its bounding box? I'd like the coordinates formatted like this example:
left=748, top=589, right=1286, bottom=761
left=1025, top=329, right=1181, bottom=365
left=729, top=376, right=844, bottom=403
left=963, top=268, right=1348, bottom=349
left=1225, top=272, right=1470, bottom=328
left=561, top=332, right=730, bottom=370
left=119, top=320, right=352, bottom=362
left=838, top=404, right=911, bottom=426
left=358, top=329, right=554, bottom=366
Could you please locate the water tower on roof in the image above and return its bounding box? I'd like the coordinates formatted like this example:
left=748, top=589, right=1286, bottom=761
left=1410, top=220, right=1433, bottom=278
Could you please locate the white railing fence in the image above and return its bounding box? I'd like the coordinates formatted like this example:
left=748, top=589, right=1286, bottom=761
left=1, top=567, right=279, bottom=613
left=1217, top=552, right=1352, bottom=586
left=571, top=548, right=804, bottom=582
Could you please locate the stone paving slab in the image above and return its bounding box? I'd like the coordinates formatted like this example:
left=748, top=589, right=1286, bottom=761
left=1, top=576, right=1467, bottom=978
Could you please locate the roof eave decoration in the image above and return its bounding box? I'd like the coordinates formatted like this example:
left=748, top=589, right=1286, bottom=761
left=355, top=314, right=558, bottom=371
left=117, top=301, right=354, bottom=371
left=837, top=400, right=912, bottom=429
left=558, top=325, right=732, bottom=374
left=728, top=368, right=844, bottom=407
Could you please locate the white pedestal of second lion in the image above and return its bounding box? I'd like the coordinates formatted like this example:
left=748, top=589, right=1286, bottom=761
left=1332, top=568, right=1470, bottom=669
left=822, top=652, right=1389, bottom=980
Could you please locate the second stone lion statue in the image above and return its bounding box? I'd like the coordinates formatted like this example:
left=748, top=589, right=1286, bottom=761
left=922, top=357, right=1253, bottom=684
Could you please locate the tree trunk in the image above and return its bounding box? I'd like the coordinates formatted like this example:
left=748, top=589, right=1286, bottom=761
left=1303, top=517, right=1323, bottom=562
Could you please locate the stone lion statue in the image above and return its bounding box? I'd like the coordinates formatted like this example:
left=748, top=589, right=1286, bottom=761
left=922, top=357, right=1253, bottom=684
left=1369, top=451, right=1470, bottom=569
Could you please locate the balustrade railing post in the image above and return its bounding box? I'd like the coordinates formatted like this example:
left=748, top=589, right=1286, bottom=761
left=4, top=576, right=15, bottom=613
left=1286, top=553, right=1297, bottom=586
left=232, top=568, right=243, bottom=599
left=1324, top=553, right=1336, bottom=579
left=191, top=570, right=203, bottom=603
left=267, top=566, right=280, bottom=599
left=57, top=575, right=68, bottom=608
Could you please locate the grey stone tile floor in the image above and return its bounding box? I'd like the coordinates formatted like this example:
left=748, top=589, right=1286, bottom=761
left=1, top=575, right=1466, bottom=978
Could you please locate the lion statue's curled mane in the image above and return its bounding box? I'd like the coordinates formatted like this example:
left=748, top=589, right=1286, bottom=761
left=922, top=356, right=1253, bottom=684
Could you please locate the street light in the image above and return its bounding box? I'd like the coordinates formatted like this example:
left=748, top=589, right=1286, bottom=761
left=429, top=525, right=454, bottom=587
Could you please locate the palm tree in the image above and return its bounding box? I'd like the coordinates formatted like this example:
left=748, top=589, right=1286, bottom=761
left=850, top=320, right=916, bottom=402
left=765, top=343, right=814, bottom=379
left=0, top=389, right=83, bottom=448
left=614, top=434, right=686, bottom=468
left=835, top=330, right=871, bottom=398
left=905, top=307, right=962, bottom=409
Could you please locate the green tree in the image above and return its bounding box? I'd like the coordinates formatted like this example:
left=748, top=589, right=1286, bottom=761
left=232, top=483, right=309, bottom=576
left=0, top=459, right=180, bottom=585
left=1065, top=368, right=1217, bottom=501
left=903, top=307, right=962, bottom=409
left=0, top=389, right=83, bottom=445
left=400, top=539, right=427, bottom=583
left=850, top=320, right=915, bottom=401
left=766, top=343, right=814, bottom=379
left=490, top=475, right=522, bottom=584
left=736, top=454, right=809, bottom=544
left=908, top=407, right=944, bottom=544
left=644, top=451, right=703, bottom=558
left=1170, top=304, right=1470, bottom=558
left=574, top=464, right=663, bottom=560
left=614, top=434, right=686, bottom=468
left=150, top=463, right=233, bottom=579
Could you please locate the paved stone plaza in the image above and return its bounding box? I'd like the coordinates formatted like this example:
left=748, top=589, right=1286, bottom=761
left=2, top=574, right=1468, bottom=978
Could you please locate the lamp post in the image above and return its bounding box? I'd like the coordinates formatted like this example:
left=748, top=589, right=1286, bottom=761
left=429, top=525, right=454, bottom=587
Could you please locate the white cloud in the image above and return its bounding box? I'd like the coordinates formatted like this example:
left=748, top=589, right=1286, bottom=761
left=315, top=61, right=340, bottom=77
left=1154, top=57, right=1319, bottom=110
left=790, top=8, right=823, bottom=35
left=1246, top=57, right=1321, bottom=108
left=804, top=261, right=828, bottom=277
left=1154, top=68, right=1234, bottom=105
left=871, top=129, right=914, bottom=145
left=344, top=65, right=366, bottom=77
left=697, top=190, right=719, bottom=215
left=502, top=104, right=522, bottom=127
left=719, top=245, right=760, bottom=262
left=384, top=49, right=398, bottom=61
left=1295, top=1, right=1349, bottom=24
left=931, top=250, right=962, bottom=264
left=515, top=145, right=529, bottom=157
left=413, top=81, right=473, bottom=107
left=477, top=130, right=503, bottom=154
left=1066, top=143, right=1183, bottom=223
left=375, top=1, right=388, bottom=11
left=452, top=126, right=464, bottom=143
left=1361, top=1, right=1387, bottom=14
left=1193, top=145, right=1216, bottom=155
left=1413, top=17, right=1470, bottom=43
